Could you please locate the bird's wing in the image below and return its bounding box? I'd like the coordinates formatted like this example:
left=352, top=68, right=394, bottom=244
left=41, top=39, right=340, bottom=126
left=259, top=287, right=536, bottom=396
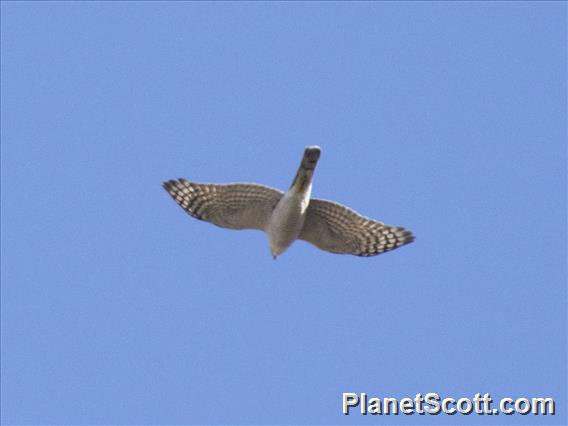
left=299, top=198, right=415, bottom=256
left=163, top=179, right=283, bottom=231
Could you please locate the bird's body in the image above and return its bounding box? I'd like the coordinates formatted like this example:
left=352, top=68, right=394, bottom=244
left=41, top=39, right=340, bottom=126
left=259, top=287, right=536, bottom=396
left=268, top=190, right=309, bottom=257
left=266, top=146, right=318, bottom=257
left=163, top=146, right=414, bottom=258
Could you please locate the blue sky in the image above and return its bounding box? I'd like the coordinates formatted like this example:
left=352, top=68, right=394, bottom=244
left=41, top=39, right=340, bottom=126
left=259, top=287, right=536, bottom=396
left=1, top=2, right=565, bottom=425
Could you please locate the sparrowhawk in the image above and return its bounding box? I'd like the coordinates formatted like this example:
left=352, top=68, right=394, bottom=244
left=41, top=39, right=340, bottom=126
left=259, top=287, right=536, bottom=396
left=163, top=146, right=414, bottom=258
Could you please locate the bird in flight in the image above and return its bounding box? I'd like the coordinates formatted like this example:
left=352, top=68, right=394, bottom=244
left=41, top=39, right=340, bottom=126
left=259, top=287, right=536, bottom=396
left=163, top=146, right=414, bottom=258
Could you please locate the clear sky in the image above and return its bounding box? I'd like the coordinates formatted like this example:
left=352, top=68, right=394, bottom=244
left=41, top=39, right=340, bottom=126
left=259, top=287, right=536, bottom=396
left=1, top=2, right=566, bottom=425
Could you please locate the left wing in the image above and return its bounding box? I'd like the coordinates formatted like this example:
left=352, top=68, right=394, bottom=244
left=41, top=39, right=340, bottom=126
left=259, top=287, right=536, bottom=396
left=299, top=198, right=415, bottom=256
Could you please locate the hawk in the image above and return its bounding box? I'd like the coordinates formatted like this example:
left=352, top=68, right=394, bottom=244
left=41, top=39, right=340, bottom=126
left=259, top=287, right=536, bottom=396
left=163, top=146, right=414, bottom=258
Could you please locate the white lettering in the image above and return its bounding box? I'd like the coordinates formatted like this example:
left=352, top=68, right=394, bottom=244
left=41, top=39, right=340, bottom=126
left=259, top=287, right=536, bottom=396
left=442, top=397, right=456, bottom=415
left=424, top=393, right=441, bottom=414
left=532, top=397, right=555, bottom=415
left=400, top=397, right=414, bottom=414
left=368, top=397, right=381, bottom=414
left=457, top=397, right=473, bottom=414
left=343, top=393, right=359, bottom=415
left=515, top=397, right=530, bottom=415
left=500, top=397, right=514, bottom=414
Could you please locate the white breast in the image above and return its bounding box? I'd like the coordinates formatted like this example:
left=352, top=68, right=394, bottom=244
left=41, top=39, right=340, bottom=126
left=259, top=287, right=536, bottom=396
left=267, top=184, right=312, bottom=257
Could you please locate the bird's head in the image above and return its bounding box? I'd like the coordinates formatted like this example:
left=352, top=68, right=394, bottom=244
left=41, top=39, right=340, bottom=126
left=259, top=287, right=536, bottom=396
left=302, top=146, right=321, bottom=169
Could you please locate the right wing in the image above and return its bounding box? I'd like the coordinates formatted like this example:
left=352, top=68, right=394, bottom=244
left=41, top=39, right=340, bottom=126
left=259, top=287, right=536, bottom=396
left=162, top=179, right=283, bottom=231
